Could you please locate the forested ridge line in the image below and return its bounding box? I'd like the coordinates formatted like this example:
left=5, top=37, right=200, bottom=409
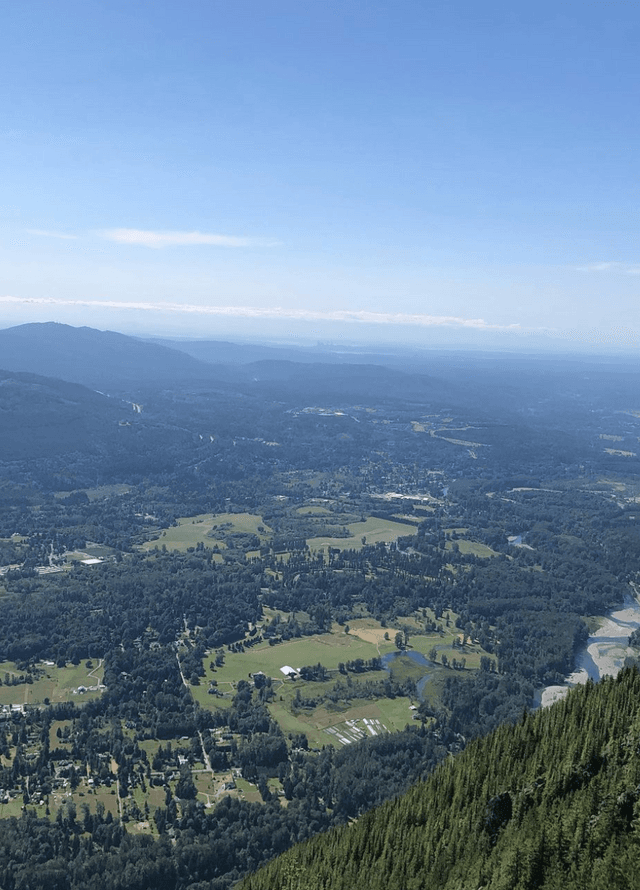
left=240, top=667, right=640, bottom=890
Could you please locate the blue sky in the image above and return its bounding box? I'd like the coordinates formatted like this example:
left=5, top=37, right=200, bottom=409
left=1, top=1, right=639, bottom=349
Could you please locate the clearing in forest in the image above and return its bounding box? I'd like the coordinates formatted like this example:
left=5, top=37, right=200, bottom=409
left=141, top=512, right=271, bottom=552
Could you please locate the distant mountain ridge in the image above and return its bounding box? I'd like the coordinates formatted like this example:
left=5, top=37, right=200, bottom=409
left=6, top=322, right=639, bottom=417
left=0, top=322, right=215, bottom=390
left=0, top=323, right=455, bottom=404
left=151, top=336, right=416, bottom=367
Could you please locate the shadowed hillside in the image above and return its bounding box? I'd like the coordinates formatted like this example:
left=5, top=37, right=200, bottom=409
left=0, top=370, right=127, bottom=459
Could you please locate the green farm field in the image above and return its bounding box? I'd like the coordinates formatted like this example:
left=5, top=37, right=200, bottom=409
left=141, top=512, right=271, bottom=552
left=192, top=614, right=492, bottom=748
left=306, top=515, right=417, bottom=553
left=0, top=660, right=104, bottom=706
left=139, top=508, right=415, bottom=556
left=199, top=626, right=394, bottom=690
left=267, top=696, right=418, bottom=749
left=445, top=538, right=498, bottom=558
left=54, top=483, right=131, bottom=502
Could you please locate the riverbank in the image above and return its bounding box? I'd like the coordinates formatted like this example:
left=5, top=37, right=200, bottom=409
left=537, top=590, right=640, bottom=708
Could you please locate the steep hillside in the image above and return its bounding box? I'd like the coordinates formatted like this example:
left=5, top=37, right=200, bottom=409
left=241, top=668, right=640, bottom=890
left=0, top=370, right=196, bottom=480
left=0, top=370, right=127, bottom=460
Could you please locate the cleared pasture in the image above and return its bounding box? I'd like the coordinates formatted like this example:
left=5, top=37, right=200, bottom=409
left=54, top=483, right=131, bottom=502
left=138, top=508, right=414, bottom=556
left=141, top=513, right=221, bottom=551
left=212, top=625, right=396, bottom=682
left=0, top=798, right=28, bottom=819
left=141, top=512, right=271, bottom=552
left=234, top=777, right=262, bottom=803
left=306, top=516, right=417, bottom=553
left=0, top=660, right=104, bottom=706
left=270, top=696, right=418, bottom=749
left=445, top=538, right=498, bottom=558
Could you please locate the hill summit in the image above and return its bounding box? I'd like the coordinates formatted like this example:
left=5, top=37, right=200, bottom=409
left=0, top=322, right=213, bottom=390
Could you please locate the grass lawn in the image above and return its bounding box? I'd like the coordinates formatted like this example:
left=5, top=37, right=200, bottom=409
left=65, top=543, right=116, bottom=561
left=0, top=798, right=26, bottom=819
left=306, top=516, right=417, bottom=553
left=398, top=616, right=490, bottom=672
left=126, top=783, right=165, bottom=828
left=49, top=719, right=74, bottom=750
left=275, top=696, right=419, bottom=749
left=234, top=777, right=261, bottom=803
left=193, top=613, right=482, bottom=748
left=142, top=507, right=418, bottom=557
left=38, top=779, right=122, bottom=824
left=199, top=629, right=385, bottom=691
left=191, top=682, right=234, bottom=708
left=375, top=697, right=421, bottom=731
left=141, top=512, right=272, bottom=552
left=193, top=609, right=494, bottom=745
left=141, top=513, right=222, bottom=552
left=195, top=620, right=416, bottom=748
left=445, top=538, right=498, bottom=558
left=79, top=784, right=120, bottom=820
left=0, top=660, right=104, bottom=707
left=137, top=739, right=163, bottom=762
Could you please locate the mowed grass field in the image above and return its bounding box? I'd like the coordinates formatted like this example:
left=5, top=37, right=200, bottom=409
left=139, top=509, right=416, bottom=555
left=141, top=512, right=272, bottom=552
left=192, top=629, right=384, bottom=708
left=267, top=695, right=420, bottom=749
left=306, top=516, right=418, bottom=553
left=0, top=660, right=104, bottom=706
left=445, top=538, right=499, bottom=558
left=192, top=619, right=409, bottom=747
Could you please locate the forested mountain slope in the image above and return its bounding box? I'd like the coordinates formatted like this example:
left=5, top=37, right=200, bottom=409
left=0, top=322, right=215, bottom=390
left=241, top=668, right=640, bottom=890
left=0, top=371, right=126, bottom=460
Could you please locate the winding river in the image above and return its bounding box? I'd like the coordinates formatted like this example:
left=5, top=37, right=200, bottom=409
left=380, top=591, right=640, bottom=710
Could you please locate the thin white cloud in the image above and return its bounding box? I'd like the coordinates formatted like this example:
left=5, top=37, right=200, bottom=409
left=575, top=261, right=640, bottom=275
left=99, top=229, right=279, bottom=248
left=26, top=229, right=79, bottom=240
left=0, top=295, right=519, bottom=330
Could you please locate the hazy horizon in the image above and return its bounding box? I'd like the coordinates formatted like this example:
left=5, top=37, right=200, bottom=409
left=2, top=2, right=639, bottom=350
left=2, top=317, right=640, bottom=359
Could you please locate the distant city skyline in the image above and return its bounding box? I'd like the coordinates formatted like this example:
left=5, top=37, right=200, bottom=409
left=2, top=1, right=639, bottom=351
